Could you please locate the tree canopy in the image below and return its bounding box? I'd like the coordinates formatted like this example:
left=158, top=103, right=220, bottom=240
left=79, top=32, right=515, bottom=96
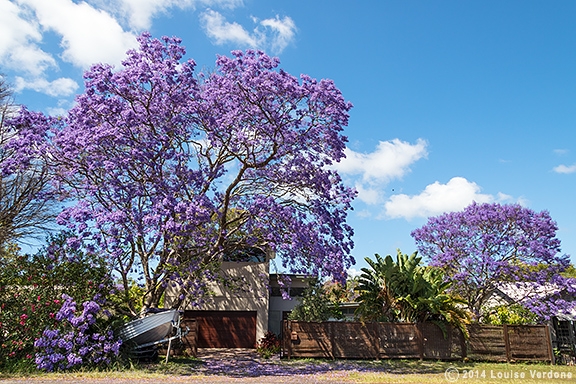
left=42, top=33, right=355, bottom=311
left=411, top=202, right=575, bottom=321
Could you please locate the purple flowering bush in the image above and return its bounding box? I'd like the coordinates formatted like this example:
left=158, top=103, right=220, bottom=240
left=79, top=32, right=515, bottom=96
left=34, top=294, right=122, bottom=371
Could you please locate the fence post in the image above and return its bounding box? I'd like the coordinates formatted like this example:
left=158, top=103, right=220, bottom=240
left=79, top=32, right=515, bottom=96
left=192, top=318, right=198, bottom=358
left=503, top=324, right=511, bottom=363
left=546, top=324, right=555, bottom=365
left=372, top=323, right=380, bottom=360
left=416, top=323, right=424, bottom=360
left=460, top=325, right=467, bottom=360
left=284, top=320, right=291, bottom=359
left=329, top=321, right=335, bottom=360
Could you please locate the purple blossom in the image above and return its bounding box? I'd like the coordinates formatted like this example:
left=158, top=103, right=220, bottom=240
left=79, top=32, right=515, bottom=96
left=67, top=353, right=82, bottom=367
left=34, top=294, right=122, bottom=372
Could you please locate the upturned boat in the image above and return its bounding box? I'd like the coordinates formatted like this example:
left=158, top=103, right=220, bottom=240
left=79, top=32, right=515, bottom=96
left=118, top=308, right=186, bottom=361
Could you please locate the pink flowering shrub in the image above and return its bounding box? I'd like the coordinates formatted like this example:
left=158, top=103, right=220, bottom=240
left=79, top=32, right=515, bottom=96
left=0, top=233, right=118, bottom=371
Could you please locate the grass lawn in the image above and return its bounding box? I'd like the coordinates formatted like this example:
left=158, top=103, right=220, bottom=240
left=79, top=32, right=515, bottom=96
left=346, top=360, right=576, bottom=383
left=2, top=359, right=576, bottom=383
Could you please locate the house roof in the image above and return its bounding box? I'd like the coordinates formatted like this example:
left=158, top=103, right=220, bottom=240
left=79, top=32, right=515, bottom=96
left=488, top=281, right=576, bottom=321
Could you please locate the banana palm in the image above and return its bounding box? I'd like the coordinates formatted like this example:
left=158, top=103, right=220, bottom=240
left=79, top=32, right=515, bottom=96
left=356, top=250, right=470, bottom=334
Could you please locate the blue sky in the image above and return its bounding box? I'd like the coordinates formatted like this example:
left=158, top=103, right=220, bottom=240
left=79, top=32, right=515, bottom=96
left=1, top=0, right=575, bottom=274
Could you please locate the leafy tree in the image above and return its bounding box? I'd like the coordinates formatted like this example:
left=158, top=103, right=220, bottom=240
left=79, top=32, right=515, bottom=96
left=355, top=250, right=470, bottom=333
left=411, top=202, right=575, bottom=321
left=288, top=277, right=343, bottom=322
left=46, top=33, right=355, bottom=311
left=324, top=275, right=360, bottom=304
left=561, top=264, right=576, bottom=279
left=0, top=76, right=57, bottom=245
left=107, top=279, right=146, bottom=320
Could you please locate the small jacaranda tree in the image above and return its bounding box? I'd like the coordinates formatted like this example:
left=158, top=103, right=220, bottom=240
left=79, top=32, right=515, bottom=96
left=412, top=202, right=576, bottom=322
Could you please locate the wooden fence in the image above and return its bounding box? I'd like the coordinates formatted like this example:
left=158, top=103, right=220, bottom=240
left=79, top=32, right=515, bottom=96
left=283, top=321, right=554, bottom=363
left=466, top=324, right=554, bottom=362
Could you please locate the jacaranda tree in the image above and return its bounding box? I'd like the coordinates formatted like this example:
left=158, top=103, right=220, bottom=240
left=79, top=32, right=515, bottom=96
left=47, top=33, right=355, bottom=312
left=411, top=202, right=576, bottom=322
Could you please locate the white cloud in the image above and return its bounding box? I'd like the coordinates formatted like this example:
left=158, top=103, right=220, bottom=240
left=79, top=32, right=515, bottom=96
left=346, top=268, right=362, bottom=279
left=46, top=98, right=74, bottom=116
left=553, top=164, right=576, bottom=174
left=260, top=15, right=296, bottom=53
left=496, top=192, right=514, bottom=202
left=113, top=0, right=243, bottom=30
left=554, top=149, right=569, bottom=156
left=200, top=9, right=296, bottom=53
left=3, top=0, right=292, bottom=100
left=14, top=76, right=78, bottom=97
left=116, top=0, right=191, bottom=30
left=201, top=9, right=259, bottom=47
left=352, top=183, right=382, bottom=205
left=2, top=0, right=138, bottom=97
left=384, top=177, right=494, bottom=220
left=46, top=106, right=68, bottom=117
left=0, top=0, right=56, bottom=75
left=339, top=139, right=428, bottom=182
left=20, top=0, right=137, bottom=69
left=335, top=138, right=428, bottom=204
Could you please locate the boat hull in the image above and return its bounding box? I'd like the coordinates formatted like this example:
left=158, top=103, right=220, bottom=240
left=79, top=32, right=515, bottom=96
left=119, top=309, right=180, bottom=347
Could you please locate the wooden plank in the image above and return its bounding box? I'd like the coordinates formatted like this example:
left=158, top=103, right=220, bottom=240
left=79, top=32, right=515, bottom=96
left=546, top=325, right=555, bottom=364
left=378, top=323, right=421, bottom=359
left=507, top=325, right=552, bottom=362
left=288, top=321, right=333, bottom=359
left=421, top=323, right=460, bottom=360
left=283, top=320, right=291, bottom=359
left=330, top=322, right=378, bottom=359
left=179, top=318, right=197, bottom=357
left=503, top=324, right=511, bottom=362
left=466, top=325, right=507, bottom=362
